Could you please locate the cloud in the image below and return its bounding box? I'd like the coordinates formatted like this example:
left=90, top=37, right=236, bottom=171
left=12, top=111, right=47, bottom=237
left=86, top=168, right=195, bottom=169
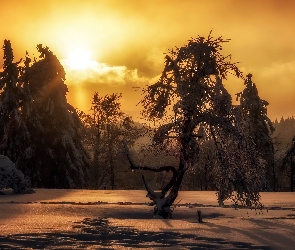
left=62, top=60, right=159, bottom=87
left=260, top=61, right=295, bottom=80
left=62, top=61, right=160, bottom=120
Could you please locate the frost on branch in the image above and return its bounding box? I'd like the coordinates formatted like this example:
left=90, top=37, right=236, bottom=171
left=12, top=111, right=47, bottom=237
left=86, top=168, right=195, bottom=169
left=0, top=155, right=34, bottom=194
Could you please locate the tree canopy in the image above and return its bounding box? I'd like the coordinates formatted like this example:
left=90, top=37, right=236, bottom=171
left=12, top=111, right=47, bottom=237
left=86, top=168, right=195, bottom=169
left=123, top=33, right=269, bottom=218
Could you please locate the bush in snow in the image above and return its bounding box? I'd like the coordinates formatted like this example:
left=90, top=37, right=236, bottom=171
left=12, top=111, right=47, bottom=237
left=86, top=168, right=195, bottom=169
left=0, top=155, right=34, bottom=194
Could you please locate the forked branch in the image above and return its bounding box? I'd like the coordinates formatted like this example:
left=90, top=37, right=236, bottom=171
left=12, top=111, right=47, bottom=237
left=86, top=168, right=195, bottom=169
left=122, top=140, right=178, bottom=198
left=122, top=140, right=177, bottom=175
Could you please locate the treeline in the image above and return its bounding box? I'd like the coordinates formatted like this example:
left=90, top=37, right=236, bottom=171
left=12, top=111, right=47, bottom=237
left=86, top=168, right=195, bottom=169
left=0, top=40, right=145, bottom=189
left=272, top=117, right=295, bottom=191
left=179, top=117, right=295, bottom=192
left=273, top=117, right=295, bottom=145
left=1, top=39, right=294, bottom=193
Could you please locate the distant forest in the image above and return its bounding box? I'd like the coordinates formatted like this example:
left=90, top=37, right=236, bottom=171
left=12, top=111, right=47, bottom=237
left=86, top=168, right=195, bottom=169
left=175, top=116, right=295, bottom=192
left=0, top=38, right=295, bottom=195
left=272, top=117, right=295, bottom=191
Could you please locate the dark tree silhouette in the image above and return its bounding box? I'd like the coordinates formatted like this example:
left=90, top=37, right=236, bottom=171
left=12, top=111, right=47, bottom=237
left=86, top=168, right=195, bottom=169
left=123, top=33, right=257, bottom=218
left=282, top=136, right=295, bottom=192
left=0, top=43, right=91, bottom=188
left=0, top=40, right=28, bottom=162
left=21, top=45, right=91, bottom=188
left=80, top=93, right=143, bottom=189
left=236, top=73, right=275, bottom=190
left=0, top=40, right=33, bottom=193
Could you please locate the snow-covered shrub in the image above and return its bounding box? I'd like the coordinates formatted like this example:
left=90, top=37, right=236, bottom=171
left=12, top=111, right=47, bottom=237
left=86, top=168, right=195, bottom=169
left=0, top=155, right=34, bottom=194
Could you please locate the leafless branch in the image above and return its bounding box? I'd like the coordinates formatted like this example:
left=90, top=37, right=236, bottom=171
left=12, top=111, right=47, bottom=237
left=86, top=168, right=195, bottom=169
left=122, top=140, right=177, bottom=175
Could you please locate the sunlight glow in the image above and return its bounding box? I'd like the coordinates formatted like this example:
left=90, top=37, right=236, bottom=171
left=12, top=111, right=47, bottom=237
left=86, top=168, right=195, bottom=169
left=63, top=48, right=98, bottom=71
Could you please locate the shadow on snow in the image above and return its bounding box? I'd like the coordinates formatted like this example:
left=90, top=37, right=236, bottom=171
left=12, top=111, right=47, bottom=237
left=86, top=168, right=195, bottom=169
left=0, top=218, right=273, bottom=250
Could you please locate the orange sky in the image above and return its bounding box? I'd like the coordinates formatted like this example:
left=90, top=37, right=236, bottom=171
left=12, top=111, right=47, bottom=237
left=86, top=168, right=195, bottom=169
left=1, top=0, right=295, bottom=121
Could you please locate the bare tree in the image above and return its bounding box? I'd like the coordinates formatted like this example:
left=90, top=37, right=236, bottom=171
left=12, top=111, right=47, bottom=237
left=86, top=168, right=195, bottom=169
left=83, top=93, right=144, bottom=189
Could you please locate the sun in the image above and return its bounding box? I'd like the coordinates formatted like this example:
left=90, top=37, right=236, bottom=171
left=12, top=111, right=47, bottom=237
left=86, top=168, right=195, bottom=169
left=63, top=48, right=96, bottom=71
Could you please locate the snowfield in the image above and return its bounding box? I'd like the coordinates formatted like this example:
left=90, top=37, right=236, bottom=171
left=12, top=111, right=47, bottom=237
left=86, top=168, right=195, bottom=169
left=0, top=189, right=294, bottom=249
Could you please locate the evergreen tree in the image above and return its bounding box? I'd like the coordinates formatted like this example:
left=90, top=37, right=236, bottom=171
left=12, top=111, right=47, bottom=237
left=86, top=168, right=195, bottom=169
left=236, top=73, right=274, bottom=190
left=0, top=40, right=34, bottom=193
left=0, top=40, right=30, bottom=164
left=20, top=45, right=90, bottom=188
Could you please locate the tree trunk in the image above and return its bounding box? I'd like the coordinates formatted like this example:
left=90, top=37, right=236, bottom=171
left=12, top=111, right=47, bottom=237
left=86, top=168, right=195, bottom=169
left=124, top=108, right=194, bottom=218
left=123, top=140, right=186, bottom=219
left=107, top=125, right=115, bottom=190
left=143, top=167, right=186, bottom=219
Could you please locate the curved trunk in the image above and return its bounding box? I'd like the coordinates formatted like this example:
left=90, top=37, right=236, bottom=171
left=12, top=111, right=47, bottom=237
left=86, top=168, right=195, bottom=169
left=142, top=165, right=186, bottom=218
left=123, top=120, right=191, bottom=219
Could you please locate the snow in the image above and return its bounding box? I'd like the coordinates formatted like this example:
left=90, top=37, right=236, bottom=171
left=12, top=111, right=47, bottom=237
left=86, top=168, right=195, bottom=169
left=0, top=189, right=294, bottom=249
left=0, top=155, right=24, bottom=189
left=24, top=146, right=33, bottom=159
left=0, top=155, right=34, bottom=194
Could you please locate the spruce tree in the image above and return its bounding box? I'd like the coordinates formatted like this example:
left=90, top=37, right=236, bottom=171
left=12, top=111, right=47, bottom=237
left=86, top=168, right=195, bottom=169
left=236, top=73, right=274, bottom=190
left=0, top=40, right=30, bottom=163
left=0, top=40, right=33, bottom=193
left=21, top=45, right=90, bottom=188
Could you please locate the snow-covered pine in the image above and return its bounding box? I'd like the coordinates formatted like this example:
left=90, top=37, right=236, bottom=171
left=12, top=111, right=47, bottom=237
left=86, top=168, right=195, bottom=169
left=0, top=43, right=91, bottom=188
left=0, top=40, right=31, bottom=168
left=19, top=45, right=91, bottom=188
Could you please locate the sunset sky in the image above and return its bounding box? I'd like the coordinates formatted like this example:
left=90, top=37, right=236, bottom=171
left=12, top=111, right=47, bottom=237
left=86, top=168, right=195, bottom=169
left=1, top=0, right=295, bottom=121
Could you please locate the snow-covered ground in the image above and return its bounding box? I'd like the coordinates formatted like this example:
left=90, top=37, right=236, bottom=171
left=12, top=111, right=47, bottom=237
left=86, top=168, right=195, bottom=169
left=0, top=189, right=294, bottom=249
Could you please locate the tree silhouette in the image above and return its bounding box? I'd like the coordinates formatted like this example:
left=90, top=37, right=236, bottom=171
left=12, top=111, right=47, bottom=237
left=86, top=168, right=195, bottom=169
left=81, top=92, right=143, bottom=189
left=0, top=43, right=91, bottom=188
left=0, top=40, right=33, bottom=193
left=236, top=73, right=274, bottom=190
left=282, top=136, right=295, bottom=192
left=22, top=45, right=91, bottom=188
left=0, top=40, right=28, bottom=162
left=123, top=33, right=263, bottom=218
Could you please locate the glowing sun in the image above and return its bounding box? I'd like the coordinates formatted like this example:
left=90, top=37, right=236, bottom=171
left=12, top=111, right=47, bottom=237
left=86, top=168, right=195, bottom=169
left=63, top=48, right=97, bottom=71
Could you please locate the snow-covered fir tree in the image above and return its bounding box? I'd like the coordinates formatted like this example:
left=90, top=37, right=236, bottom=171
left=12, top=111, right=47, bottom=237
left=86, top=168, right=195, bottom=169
left=0, top=40, right=29, bottom=162
left=235, top=73, right=274, bottom=190
left=22, top=45, right=90, bottom=188
left=0, top=42, right=90, bottom=188
left=0, top=40, right=33, bottom=193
